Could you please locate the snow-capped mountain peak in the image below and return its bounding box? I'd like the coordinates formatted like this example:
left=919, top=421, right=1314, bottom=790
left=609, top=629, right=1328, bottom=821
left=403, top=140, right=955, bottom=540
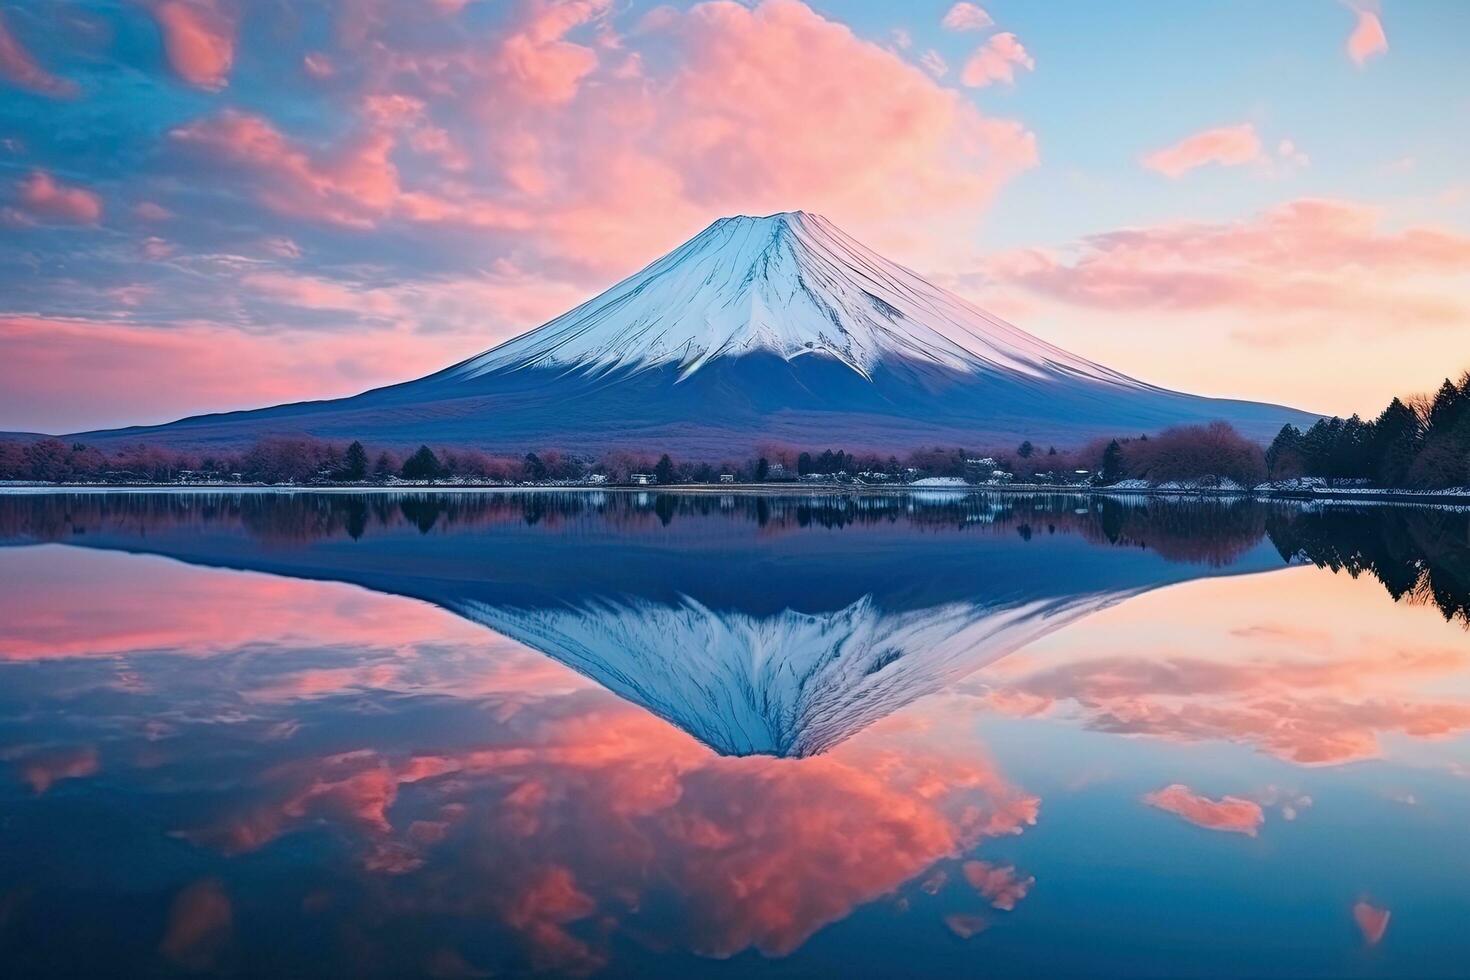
left=449, top=211, right=1139, bottom=386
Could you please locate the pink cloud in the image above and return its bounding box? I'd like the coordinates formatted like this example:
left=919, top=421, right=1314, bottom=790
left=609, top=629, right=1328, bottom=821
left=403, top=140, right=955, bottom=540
left=988, top=640, right=1470, bottom=766
left=941, top=3, right=994, bottom=32
left=145, top=0, right=237, bottom=90
left=1143, top=784, right=1264, bottom=835
left=986, top=197, right=1470, bottom=331
left=172, top=0, right=1035, bottom=275
left=12, top=745, right=99, bottom=794
left=944, top=913, right=990, bottom=939
left=1346, top=9, right=1387, bottom=67
left=174, top=702, right=1040, bottom=966
left=1353, top=900, right=1390, bottom=945
left=0, top=9, right=79, bottom=98
left=489, top=0, right=611, bottom=105
left=170, top=110, right=403, bottom=228
left=1141, top=123, right=1263, bottom=178
left=0, top=315, right=458, bottom=432
left=159, top=879, right=233, bottom=971
left=960, top=32, right=1033, bottom=87
left=10, top=169, right=103, bottom=224
left=961, top=860, right=1033, bottom=910
left=132, top=200, right=174, bottom=221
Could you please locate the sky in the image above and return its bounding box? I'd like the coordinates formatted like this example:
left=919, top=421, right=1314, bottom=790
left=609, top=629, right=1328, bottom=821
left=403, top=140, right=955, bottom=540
left=1, top=0, right=1467, bottom=434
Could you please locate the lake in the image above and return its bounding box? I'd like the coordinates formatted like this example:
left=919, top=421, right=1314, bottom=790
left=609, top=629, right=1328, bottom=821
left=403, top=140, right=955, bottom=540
left=0, top=491, right=1466, bottom=977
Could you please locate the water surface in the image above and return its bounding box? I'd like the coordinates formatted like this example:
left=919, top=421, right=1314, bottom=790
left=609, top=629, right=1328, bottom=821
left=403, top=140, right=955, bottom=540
left=0, top=492, right=1467, bottom=977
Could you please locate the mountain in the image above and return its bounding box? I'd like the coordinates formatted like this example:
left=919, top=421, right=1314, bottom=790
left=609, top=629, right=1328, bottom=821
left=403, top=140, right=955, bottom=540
left=0, top=492, right=1289, bottom=756
left=67, top=211, right=1315, bottom=454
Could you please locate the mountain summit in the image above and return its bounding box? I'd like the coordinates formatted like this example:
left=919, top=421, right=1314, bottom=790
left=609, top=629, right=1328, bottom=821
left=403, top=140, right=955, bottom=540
left=69, top=211, right=1315, bottom=453
left=451, top=211, right=1132, bottom=386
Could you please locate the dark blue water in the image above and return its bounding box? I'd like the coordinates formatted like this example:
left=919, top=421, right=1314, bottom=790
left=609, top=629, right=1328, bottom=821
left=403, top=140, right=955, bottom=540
left=0, top=492, right=1466, bottom=977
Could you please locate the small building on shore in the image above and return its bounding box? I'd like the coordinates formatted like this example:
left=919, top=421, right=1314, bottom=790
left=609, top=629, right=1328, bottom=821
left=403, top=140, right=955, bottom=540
left=629, top=473, right=657, bottom=486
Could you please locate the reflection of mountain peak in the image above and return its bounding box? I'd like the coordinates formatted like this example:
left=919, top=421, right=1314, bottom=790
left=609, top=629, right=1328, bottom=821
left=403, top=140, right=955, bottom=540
left=1, top=492, right=1321, bottom=757
left=463, top=591, right=1129, bottom=757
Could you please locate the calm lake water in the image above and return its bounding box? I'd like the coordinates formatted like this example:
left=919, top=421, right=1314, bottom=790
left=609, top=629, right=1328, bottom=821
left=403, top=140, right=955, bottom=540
left=0, top=491, right=1467, bottom=978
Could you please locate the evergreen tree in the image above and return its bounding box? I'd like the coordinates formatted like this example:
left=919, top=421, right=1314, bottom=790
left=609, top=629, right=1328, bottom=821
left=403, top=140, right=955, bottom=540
left=522, top=452, right=547, bottom=481
left=1264, top=424, right=1303, bottom=478
left=1299, top=418, right=1341, bottom=476
left=343, top=441, right=368, bottom=481
left=1017, top=440, right=1034, bottom=459
left=401, top=445, right=444, bottom=481
left=654, top=453, right=676, bottom=486
left=797, top=451, right=813, bottom=475
left=372, top=451, right=395, bottom=482
left=1371, top=398, right=1421, bottom=487
left=1426, top=378, right=1465, bottom=434
left=1100, top=440, right=1125, bottom=483
left=755, top=457, right=769, bottom=481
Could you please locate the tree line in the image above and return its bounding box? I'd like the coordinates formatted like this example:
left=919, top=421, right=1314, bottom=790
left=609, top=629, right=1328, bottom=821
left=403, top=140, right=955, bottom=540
left=1, top=373, right=1465, bottom=490
left=1264, top=372, right=1470, bottom=490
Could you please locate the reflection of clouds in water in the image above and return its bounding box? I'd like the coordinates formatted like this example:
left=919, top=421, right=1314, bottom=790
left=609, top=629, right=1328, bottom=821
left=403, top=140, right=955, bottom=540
left=1143, top=784, right=1264, bottom=836
left=1353, top=899, right=1391, bottom=946
left=976, top=568, right=1470, bottom=765
left=165, top=691, right=1038, bottom=970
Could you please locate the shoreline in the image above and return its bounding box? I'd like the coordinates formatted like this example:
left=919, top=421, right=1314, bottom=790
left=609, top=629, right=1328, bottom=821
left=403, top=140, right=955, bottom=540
left=2, top=481, right=1468, bottom=506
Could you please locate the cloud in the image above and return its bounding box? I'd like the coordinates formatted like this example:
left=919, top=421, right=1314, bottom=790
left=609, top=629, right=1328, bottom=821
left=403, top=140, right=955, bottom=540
left=984, top=197, right=1470, bottom=332
left=1143, top=784, right=1264, bottom=835
left=0, top=9, right=79, bottom=98
left=7, top=170, right=103, bottom=224
left=1141, top=123, right=1263, bottom=178
left=960, top=32, right=1033, bottom=87
left=920, top=49, right=948, bottom=78
left=960, top=860, right=1033, bottom=910
left=169, top=110, right=403, bottom=229
left=978, top=595, right=1470, bottom=767
left=159, top=879, right=233, bottom=971
left=145, top=0, right=237, bottom=89
left=11, top=745, right=99, bottom=794
left=1346, top=9, right=1388, bottom=67
left=941, top=3, right=994, bottom=32
left=0, top=314, right=458, bottom=432
left=163, top=0, right=1036, bottom=268
left=172, top=699, right=1040, bottom=967
left=1353, top=900, right=1390, bottom=945
left=944, top=913, right=989, bottom=938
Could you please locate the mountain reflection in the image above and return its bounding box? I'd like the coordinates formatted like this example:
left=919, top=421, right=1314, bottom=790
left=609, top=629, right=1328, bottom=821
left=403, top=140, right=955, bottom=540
left=0, top=492, right=1298, bottom=757
left=2, top=493, right=1468, bottom=976
left=4, top=493, right=1464, bottom=760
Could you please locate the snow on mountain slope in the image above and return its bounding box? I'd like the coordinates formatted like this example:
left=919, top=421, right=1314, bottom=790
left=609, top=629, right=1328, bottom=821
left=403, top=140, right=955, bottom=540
left=60, top=210, right=1317, bottom=452
left=449, top=211, right=1143, bottom=387
left=453, top=589, right=1132, bottom=757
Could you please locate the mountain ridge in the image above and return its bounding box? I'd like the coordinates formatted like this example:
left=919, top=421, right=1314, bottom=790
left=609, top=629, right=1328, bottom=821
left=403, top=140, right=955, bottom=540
left=58, top=211, right=1318, bottom=454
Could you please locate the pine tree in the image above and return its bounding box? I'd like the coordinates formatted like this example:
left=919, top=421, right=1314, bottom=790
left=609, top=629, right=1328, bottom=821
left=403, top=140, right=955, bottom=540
left=372, top=451, right=395, bottom=482
left=1017, top=440, right=1034, bottom=459
left=756, top=457, right=769, bottom=481
left=654, top=453, right=676, bottom=486
left=522, top=452, right=547, bottom=481
left=343, top=441, right=368, bottom=481
left=1100, top=440, right=1125, bottom=483
left=401, top=445, right=444, bottom=481
left=1371, top=398, right=1421, bottom=487
left=1264, top=424, right=1303, bottom=478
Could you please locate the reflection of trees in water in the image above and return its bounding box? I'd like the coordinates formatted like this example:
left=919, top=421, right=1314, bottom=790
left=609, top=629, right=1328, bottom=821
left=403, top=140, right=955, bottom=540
left=1267, top=507, right=1470, bottom=627
left=2, top=491, right=1270, bottom=562
left=4, top=493, right=1465, bottom=617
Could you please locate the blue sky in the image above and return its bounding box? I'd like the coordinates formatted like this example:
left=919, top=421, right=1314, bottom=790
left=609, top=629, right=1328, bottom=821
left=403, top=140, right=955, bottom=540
left=1, top=0, right=1467, bottom=431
